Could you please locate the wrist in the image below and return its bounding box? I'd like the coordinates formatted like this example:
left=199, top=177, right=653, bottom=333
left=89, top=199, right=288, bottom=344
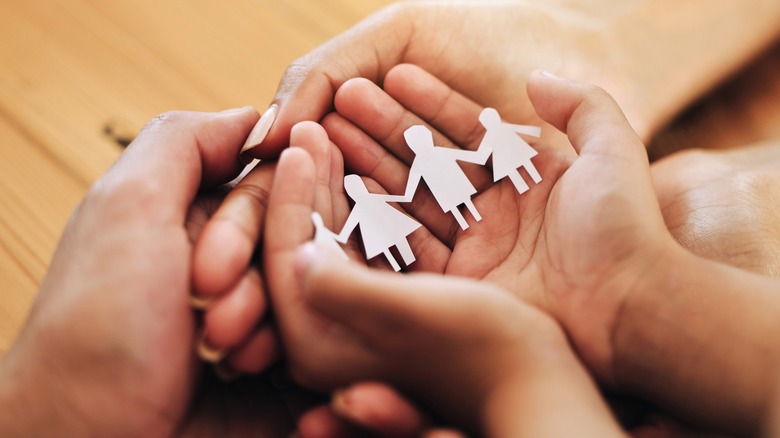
left=0, top=344, right=87, bottom=436
left=480, top=345, right=624, bottom=438
left=612, top=245, right=780, bottom=434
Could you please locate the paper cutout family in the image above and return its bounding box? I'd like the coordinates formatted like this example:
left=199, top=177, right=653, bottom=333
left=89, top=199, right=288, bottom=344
left=311, top=108, right=543, bottom=272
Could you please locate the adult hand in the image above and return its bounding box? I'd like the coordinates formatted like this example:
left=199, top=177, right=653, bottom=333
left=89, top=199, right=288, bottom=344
left=242, top=0, right=646, bottom=160
left=652, top=141, right=780, bottom=277
left=325, top=64, right=671, bottom=382
left=0, top=108, right=293, bottom=437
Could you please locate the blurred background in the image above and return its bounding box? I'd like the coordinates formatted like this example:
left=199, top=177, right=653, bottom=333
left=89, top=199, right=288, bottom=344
left=0, top=0, right=779, bottom=353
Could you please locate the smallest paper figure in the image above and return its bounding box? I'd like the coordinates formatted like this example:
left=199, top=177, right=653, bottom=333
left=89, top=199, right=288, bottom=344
left=333, top=174, right=421, bottom=272
left=477, top=108, right=542, bottom=194
left=311, top=212, right=349, bottom=261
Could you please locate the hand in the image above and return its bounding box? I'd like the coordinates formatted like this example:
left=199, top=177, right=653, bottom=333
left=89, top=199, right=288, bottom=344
left=241, top=0, right=650, bottom=160
left=0, top=108, right=294, bottom=436
left=652, top=141, right=780, bottom=277
left=261, top=148, right=622, bottom=435
left=323, top=65, right=671, bottom=382
left=330, top=66, right=780, bottom=435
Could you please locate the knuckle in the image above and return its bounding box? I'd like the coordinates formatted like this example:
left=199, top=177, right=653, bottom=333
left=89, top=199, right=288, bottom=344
left=141, top=110, right=187, bottom=132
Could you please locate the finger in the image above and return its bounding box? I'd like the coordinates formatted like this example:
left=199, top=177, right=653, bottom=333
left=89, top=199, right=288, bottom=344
left=527, top=71, right=647, bottom=167
left=264, top=147, right=318, bottom=334
left=297, top=406, right=369, bottom=438
left=527, top=71, right=665, bottom=228
left=296, top=244, right=488, bottom=339
left=99, top=107, right=259, bottom=225
left=226, top=324, right=281, bottom=374
left=332, top=382, right=430, bottom=437
left=192, top=161, right=275, bottom=297
left=290, top=122, right=336, bottom=226
left=240, top=5, right=415, bottom=160
left=384, top=64, right=485, bottom=152
left=422, top=430, right=468, bottom=438
left=333, top=77, right=491, bottom=190
left=321, top=113, right=460, bottom=247
left=200, top=269, right=266, bottom=353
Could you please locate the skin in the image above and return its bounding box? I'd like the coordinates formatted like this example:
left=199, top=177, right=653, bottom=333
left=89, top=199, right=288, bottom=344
left=195, top=1, right=780, bottom=410
left=0, top=108, right=297, bottom=437
left=199, top=65, right=780, bottom=437
left=260, top=121, right=625, bottom=436
left=263, top=72, right=780, bottom=436
left=190, top=2, right=780, bottom=434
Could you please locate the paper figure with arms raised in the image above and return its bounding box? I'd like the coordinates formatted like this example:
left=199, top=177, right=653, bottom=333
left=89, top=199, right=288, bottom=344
left=399, top=125, right=486, bottom=230
left=330, top=174, right=421, bottom=272
left=476, top=107, right=542, bottom=194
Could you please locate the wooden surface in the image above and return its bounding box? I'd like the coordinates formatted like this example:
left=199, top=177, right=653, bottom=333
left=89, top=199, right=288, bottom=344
left=0, top=0, right=779, bottom=354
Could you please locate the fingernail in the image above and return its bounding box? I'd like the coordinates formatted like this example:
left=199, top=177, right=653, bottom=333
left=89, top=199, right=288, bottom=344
left=331, top=389, right=365, bottom=423
left=222, top=105, right=255, bottom=114
left=196, top=331, right=226, bottom=363
left=240, top=104, right=278, bottom=160
left=189, top=294, right=213, bottom=310
left=540, top=70, right=561, bottom=79
left=331, top=389, right=351, bottom=414
left=214, top=362, right=242, bottom=382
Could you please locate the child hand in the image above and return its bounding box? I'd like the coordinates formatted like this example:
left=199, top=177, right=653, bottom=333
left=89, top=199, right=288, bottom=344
left=263, top=180, right=622, bottom=436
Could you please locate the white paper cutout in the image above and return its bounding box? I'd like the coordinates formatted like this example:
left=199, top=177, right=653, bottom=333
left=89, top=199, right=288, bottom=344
left=311, top=212, right=349, bottom=260
left=477, top=108, right=542, bottom=194
left=398, top=125, right=485, bottom=230
left=306, top=108, right=542, bottom=272
left=333, top=174, right=421, bottom=272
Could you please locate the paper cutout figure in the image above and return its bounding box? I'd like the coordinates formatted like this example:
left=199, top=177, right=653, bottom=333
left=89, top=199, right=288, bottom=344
left=399, top=125, right=485, bottom=230
left=334, top=174, right=421, bottom=272
left=311, top=212, right=349, bottom=260
left=476, top=108, right=542, bottom=194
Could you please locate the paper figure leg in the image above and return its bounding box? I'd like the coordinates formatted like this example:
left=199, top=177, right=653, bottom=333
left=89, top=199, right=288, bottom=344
left=508, top=171, right=530, bottom=195
left=450, top=208, right=469, bottom=230
left=463, top=198, right=482, bottom=222
left=383, top=249, right=402, bottom=272
left=523, top=162, right=542, bottom=184
left=396, top=239, right=416, bottom=266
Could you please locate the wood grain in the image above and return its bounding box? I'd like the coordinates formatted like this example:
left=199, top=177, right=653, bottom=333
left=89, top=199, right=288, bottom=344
left=0, top=0, right=393, bottom=353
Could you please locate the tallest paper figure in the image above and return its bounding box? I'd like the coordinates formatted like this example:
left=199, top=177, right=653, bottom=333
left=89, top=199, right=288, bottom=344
left=476, top=108, right=543, bottom=194
left=398, top=125, right=486, bottom=230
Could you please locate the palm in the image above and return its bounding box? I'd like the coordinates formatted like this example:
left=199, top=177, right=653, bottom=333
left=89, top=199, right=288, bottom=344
left=652, top=145, right=780, bottom=277
left=322, top=66, right=670, bottom=381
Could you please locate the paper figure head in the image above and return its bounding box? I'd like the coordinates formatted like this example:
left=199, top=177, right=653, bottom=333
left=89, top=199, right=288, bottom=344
left=479, top=107, right=501, bottom=129
left=311, top=211, right=324, bottom=229
left=344, top=174, right=369, bottom=200
left=404, top=125, right=434, bottom=154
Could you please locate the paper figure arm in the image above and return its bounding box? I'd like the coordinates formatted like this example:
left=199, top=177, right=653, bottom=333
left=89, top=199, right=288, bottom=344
left=334, top=209, right=360, bottom=244
left=375, top=163, right=422, bottom=204
left=440, top=145, right=491, bottom=165
left=507, top=123, right=542, bottom=138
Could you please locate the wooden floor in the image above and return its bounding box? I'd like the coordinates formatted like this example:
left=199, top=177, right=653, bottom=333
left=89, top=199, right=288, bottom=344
left=1, top=0, right=779, bottom=353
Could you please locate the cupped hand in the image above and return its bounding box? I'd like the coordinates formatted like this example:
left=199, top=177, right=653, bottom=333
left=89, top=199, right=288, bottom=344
left=324, top=65, right=674, bottom=382
left=261, top=139, right=620, bottom=435
left=652, top=141, right=780, bottom=277
left=0, top=108, right=294, bottom=437
left=243, top=0, right=646, bottom=160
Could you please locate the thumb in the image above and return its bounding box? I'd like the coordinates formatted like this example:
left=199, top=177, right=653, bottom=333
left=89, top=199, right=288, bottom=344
left=240, top=5, right=414, bottom=160
left=527, top=70, right=648, bottom=168
left=526, top=71, right=664, bottom=223
left=294, top=243, right=480, bottom=341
